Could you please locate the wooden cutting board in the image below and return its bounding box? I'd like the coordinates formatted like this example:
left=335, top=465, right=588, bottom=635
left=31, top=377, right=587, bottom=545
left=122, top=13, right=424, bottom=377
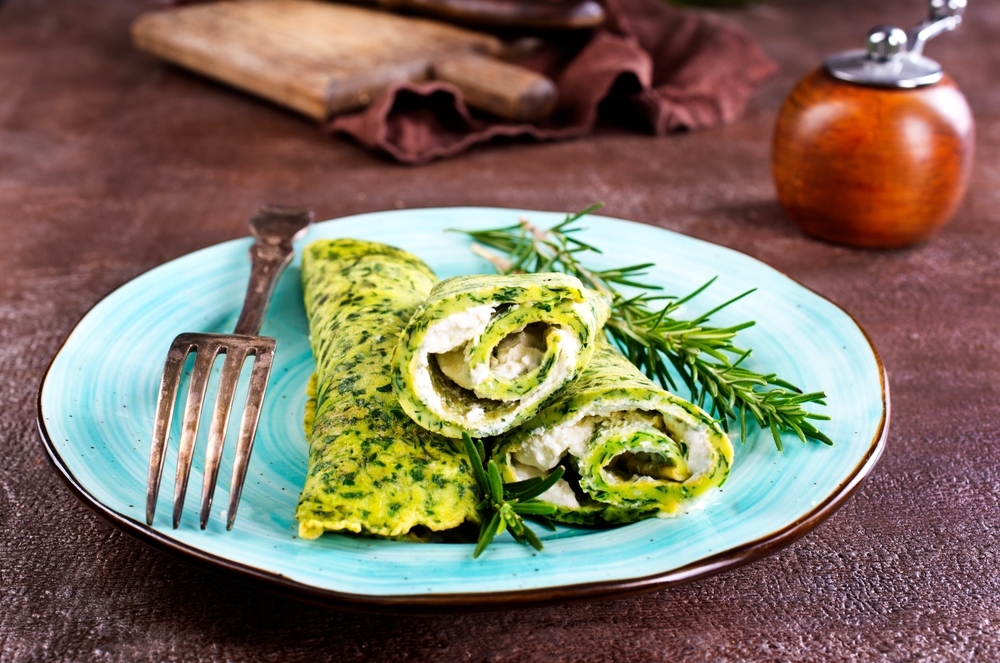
left=131, top=0, right=558, bottom=122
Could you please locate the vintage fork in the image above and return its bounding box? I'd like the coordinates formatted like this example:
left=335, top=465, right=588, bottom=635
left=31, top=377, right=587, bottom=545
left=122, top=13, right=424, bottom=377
left=145, top=205, right=313, bottom=530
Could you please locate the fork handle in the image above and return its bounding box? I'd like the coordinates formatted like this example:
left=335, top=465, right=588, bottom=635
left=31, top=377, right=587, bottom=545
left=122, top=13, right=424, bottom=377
left=233, top=205, right=314, bottom=336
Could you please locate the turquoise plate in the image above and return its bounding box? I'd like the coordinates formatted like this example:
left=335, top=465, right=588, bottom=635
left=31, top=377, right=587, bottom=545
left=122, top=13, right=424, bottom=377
left=38, top=208, right=888, bottom=610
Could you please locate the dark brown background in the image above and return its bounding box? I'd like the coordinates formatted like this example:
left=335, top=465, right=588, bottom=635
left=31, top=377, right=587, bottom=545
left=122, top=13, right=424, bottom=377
left=2, top=0, right=997, bottom=660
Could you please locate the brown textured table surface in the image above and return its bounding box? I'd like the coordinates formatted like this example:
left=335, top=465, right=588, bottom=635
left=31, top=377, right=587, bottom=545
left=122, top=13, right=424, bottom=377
left=2, top=0, right=997, bottom=660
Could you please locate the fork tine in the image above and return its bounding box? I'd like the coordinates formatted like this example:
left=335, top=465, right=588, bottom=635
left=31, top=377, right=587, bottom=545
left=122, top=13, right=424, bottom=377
left=172, top=344, right=220, bottom=528
left=226, top=342, right=275, bottom=530
left=198, top=347, right=248, bottom=529
left=145, top=335, right=195, bottom=525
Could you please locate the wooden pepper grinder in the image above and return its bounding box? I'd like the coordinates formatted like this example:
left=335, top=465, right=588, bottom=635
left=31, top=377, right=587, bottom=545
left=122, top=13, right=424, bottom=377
left=773, top=0, right=974, bottom=248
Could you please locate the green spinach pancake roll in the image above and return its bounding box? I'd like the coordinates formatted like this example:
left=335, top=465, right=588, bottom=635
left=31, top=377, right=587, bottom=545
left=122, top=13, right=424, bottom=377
left=391, top=273, right=611, bottom=439
left=494, top=339, right=734, bottom=525
left=296, top=239, right=480, bottom=540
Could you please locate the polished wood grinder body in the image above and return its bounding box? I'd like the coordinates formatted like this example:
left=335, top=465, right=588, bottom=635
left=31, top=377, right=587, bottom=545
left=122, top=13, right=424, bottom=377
left=773, top=69, right=974, bottom=248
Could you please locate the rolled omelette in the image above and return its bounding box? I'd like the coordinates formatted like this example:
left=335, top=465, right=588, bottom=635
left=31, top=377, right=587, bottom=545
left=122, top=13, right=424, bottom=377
left=494, top=338, right=734, bottom=525
left=391, top=273, right=611, bottom=439
left=296, top=239, right=480, bottom=540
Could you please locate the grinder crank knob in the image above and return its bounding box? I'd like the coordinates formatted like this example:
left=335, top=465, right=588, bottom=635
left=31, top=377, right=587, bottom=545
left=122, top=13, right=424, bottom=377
left=866, top=26, right=908, bottom=61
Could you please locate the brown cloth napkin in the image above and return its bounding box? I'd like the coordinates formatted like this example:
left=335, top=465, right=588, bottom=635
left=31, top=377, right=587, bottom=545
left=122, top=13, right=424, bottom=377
left=330, top=0, right=777, bottom=163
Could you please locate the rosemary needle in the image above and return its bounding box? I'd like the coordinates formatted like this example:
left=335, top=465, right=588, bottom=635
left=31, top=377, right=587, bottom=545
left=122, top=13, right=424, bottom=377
left=456, top=204, right=832, bottom=449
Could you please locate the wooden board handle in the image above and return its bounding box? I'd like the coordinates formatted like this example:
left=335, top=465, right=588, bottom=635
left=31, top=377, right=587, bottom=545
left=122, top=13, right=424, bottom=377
left=433, top=53, right=557, bottom=122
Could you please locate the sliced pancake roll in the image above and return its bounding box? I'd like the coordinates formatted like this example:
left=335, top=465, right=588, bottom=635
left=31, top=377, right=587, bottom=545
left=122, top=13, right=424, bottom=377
left=391, top=273, right=611, bottom=439
left=494, top=338, right=734, bottom=525
left=296, top=239, right=480, bottom=540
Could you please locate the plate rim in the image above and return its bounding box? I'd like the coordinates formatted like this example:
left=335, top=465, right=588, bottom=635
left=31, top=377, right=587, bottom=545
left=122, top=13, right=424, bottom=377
left=35, top=207, right=890, bottom=612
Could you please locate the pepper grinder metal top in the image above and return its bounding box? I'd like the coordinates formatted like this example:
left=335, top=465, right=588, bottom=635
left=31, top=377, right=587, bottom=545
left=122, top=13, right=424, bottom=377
left=825, top=0, right=965, bottom=88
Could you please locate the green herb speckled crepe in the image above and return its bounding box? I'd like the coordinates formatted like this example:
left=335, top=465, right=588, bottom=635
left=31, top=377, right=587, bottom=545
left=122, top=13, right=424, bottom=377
left=391, top=273, right=611, bottom=439
left=296, top=239, right=480, bottom=540
left=494, top=338, right=734, bottom=526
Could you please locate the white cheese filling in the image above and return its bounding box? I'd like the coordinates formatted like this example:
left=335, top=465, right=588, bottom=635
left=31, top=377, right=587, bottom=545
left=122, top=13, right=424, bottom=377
left=514, top=410, right=714, bottom=494
left=436, top=324, right=548, bottom=390
left=512, top=461, right=580, bottom=508
left=514, top=417, right=596, bottom=471
left=491, top=327, right=547, bottom=380
left=681, top=427, right=712, bottom=477
left=421, top=304, right=495, bottom=355
left=412, top=305, right=495, bottom=414
left=411, top=302, right=585, bottom=435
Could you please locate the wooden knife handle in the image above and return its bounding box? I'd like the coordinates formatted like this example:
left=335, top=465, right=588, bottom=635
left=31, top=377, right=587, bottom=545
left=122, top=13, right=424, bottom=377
left=433, top=53, right=557, bottom=122
left=377, top=0, right=605, bottom=30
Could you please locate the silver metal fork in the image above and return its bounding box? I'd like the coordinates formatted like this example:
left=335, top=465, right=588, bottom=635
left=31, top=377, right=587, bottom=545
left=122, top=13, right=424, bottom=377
left=145, top=205, right=313, bottom=530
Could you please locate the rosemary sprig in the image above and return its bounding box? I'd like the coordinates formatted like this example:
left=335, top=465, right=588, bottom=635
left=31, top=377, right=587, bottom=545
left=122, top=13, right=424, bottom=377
left=462, top=433, right=563, bottom=558
left=457, top=204, right=832, bottom=449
